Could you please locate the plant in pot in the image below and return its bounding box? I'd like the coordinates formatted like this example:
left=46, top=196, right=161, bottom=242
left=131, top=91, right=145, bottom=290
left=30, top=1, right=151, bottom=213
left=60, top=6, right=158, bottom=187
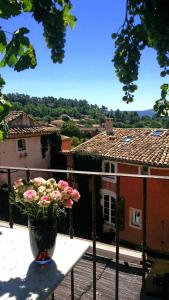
left=10, top=177, right=80, bottom=264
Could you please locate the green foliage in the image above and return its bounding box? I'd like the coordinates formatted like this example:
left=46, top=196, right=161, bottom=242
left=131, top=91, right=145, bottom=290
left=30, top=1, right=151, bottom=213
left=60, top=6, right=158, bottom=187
left=6, top=93, right=101, bottom=119
left=71, top=136, right=87, bottom=148
left=0, top=1, right=75, bottom=67
left=0, top=0, right=76, bottom=139
left=61, top=114, right=71, bottom=121
left=112, top=0, right=169, bottom=114
left=61, top=120, right=80, bottom=137
left=40, top=132, right=61, bottom=158
left=0, top=28, right=37, bottom=71
left=154, top=84, right=169, bottom=116
left=71, top=136, right=80, bottom=148
left=0, top=1, right=21, bottom=19
left=0, top=97, right=12, bottom=141
left=40, top=135, right=49, bottom=158
left=5, top=92, right=169, bottom=129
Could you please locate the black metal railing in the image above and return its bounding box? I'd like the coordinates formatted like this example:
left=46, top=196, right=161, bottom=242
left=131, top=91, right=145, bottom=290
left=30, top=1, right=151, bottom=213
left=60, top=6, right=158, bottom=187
left=0, top=165, right=169, bottom=300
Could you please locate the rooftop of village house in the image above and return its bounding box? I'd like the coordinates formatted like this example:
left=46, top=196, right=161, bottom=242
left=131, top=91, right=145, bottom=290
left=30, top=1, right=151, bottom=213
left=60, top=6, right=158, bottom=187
left=4, top=111, right=60, bottom=137
left=8, top=126, right=60, bottom=138
left=72, top=127, right=169, bottom=167
left=5, top=111, right=33, bottom=124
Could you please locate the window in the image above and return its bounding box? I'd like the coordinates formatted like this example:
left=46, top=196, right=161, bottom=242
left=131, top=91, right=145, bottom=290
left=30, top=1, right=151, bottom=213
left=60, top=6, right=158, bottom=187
left=151, top=130, right=166, bottom=137
left=121, top=136, right=134, bottom=142
left=103, top=194, right=116, bottom=225
left=102, top=161, right=116, bottom=182
left=129, top=208, right=142, bottom=229
left=17, top=139, right=26, bottom=151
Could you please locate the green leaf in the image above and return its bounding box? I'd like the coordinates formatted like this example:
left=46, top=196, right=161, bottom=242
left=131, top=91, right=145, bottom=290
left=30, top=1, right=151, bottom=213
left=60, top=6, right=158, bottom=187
left=21, top=0, right=33, bottom=12
left=15, top=27, right=29, bottom=35
left=0, top=27, right=36, bottom=70
left=63, top=4, right=76, bottom=29
left=0, top=75, right=5, bottom=90
left=55, top=0, right=71, bottom=7
left=0, top=130, right=3, bottom=141
left=14, top=44, right=37, bottom=71
left=0, top=104, right=4, bottom=113
left=7, top=53, right=18, bottom=66
left=0, top=30, right=7, bottom=53
left=0, top=97, right=12, bottom=135
left=0, top=57, right=6, bottom=67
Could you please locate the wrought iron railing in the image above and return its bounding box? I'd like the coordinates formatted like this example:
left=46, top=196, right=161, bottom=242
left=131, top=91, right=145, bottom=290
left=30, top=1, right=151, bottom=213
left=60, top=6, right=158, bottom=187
left=0, top=165, right=169, bottom=300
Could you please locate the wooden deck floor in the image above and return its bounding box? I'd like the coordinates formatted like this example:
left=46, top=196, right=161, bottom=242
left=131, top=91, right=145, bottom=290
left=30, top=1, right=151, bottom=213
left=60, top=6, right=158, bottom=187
left=52, top=253, right=142, bottom=300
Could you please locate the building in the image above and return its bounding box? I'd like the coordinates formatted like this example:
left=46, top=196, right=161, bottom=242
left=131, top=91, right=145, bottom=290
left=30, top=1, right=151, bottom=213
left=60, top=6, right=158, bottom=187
left=0, top=111, right=71, bottom=185
left=72, top=119, right=169, bottom=253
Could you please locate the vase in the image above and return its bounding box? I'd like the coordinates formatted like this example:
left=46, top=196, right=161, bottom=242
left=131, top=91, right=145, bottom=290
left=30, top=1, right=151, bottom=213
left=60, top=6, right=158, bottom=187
left=28, top=218, right=57, bottom=265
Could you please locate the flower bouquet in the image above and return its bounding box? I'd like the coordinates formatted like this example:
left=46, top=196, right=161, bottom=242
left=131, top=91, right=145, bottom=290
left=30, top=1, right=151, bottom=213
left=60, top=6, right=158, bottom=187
left=11, top=177, right=80, bottom=220
left=10, top=177, right=80, bottom=264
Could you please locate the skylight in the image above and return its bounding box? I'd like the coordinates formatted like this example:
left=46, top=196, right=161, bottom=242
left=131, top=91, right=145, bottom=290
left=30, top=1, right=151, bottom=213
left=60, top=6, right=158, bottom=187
left=151, top=130, right=166, bottom=137
left=121, top=136, right=134, bottom=142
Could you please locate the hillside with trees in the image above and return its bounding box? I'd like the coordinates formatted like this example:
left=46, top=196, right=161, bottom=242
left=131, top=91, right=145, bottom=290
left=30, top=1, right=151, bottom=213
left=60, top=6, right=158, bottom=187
left=5, top=93, right=169, bottom=131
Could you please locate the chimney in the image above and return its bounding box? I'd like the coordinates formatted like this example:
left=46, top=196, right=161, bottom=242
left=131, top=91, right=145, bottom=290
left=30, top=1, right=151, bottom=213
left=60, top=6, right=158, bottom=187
left=105, top=118, right=113, bottom=135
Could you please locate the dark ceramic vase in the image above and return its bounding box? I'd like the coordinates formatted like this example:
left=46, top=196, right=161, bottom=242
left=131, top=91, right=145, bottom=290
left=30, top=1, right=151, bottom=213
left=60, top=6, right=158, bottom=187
left=28, top=218, right=57, bottom=264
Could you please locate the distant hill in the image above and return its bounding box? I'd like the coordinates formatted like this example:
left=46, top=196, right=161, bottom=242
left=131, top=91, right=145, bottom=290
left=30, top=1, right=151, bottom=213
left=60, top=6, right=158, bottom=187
left=136, top=109, right=154, bottom=117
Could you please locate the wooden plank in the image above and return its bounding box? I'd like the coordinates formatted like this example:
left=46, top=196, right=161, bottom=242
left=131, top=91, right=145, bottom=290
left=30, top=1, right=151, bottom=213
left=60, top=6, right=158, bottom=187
left=53, top=255, right=142, bottom=300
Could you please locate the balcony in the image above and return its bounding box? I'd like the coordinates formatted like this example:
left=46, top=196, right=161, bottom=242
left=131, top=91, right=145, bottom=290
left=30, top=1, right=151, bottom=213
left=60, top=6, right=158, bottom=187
left=0, top=166, right=169, bottom=300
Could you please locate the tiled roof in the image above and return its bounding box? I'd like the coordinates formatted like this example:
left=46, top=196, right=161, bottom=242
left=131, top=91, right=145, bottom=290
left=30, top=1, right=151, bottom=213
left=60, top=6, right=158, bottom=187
left=72, top=128, right=169, bottom=167
left=51, top=120, right=64, bottom=126
left=5, top=111, right=24, bottom=123
left=4, top=111, right=59, bottom=137
left=8, top=126, right=58, bottom=138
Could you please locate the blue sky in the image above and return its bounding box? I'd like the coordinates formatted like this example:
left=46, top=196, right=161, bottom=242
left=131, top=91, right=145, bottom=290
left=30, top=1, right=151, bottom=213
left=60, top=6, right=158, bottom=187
left=1, top=0, right=166, bottom=111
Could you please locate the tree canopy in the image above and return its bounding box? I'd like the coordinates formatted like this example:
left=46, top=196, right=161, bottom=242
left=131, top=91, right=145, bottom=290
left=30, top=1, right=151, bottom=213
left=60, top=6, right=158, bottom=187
left=112, top=0, right=169, bottom=115
left=0, top=0, right=76, bottom=140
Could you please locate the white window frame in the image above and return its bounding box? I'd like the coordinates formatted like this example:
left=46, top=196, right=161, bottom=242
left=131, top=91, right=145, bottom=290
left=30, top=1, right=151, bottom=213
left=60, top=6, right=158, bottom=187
left=129, top=207, right=142, bottom=230
left=17, top=139, right=27, bottom=151
left=101, top=189, right=116, bottom=226
left=102, top=160, right=117, bottom=183
left=151, top=129, right=166, bottom=137
left=121, top=136, right=134, bottom=142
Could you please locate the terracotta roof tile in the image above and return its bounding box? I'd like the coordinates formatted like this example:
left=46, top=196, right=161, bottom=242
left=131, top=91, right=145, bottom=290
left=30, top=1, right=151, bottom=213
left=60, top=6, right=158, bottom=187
left=72, top=128, right=169, bottom=167
left=8, top=126, right=58, bottom=138
left=5, top=111, right=24, bottom=123
left=5, top=111, right=59, bottom=137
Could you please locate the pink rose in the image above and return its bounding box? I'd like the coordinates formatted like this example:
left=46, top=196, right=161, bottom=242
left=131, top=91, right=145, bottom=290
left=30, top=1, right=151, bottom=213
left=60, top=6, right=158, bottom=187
left=58, top=180, right=68, bottom=190
left=50, top=190, right=61, bottom=200
left=65, top=199, right=73, bottom=208
left=14, top=178, right=24, bottom=188
left=23, top=190, right=37, bottom=202
left=32, top=177, right=46, bottom=187
left=71, top=189, right=80, bottom=201
left=65, top=187, right=73, bottom=195
left=38, top=195, right=51, bottom=207
left=41, top=195, right=49, bottom=201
